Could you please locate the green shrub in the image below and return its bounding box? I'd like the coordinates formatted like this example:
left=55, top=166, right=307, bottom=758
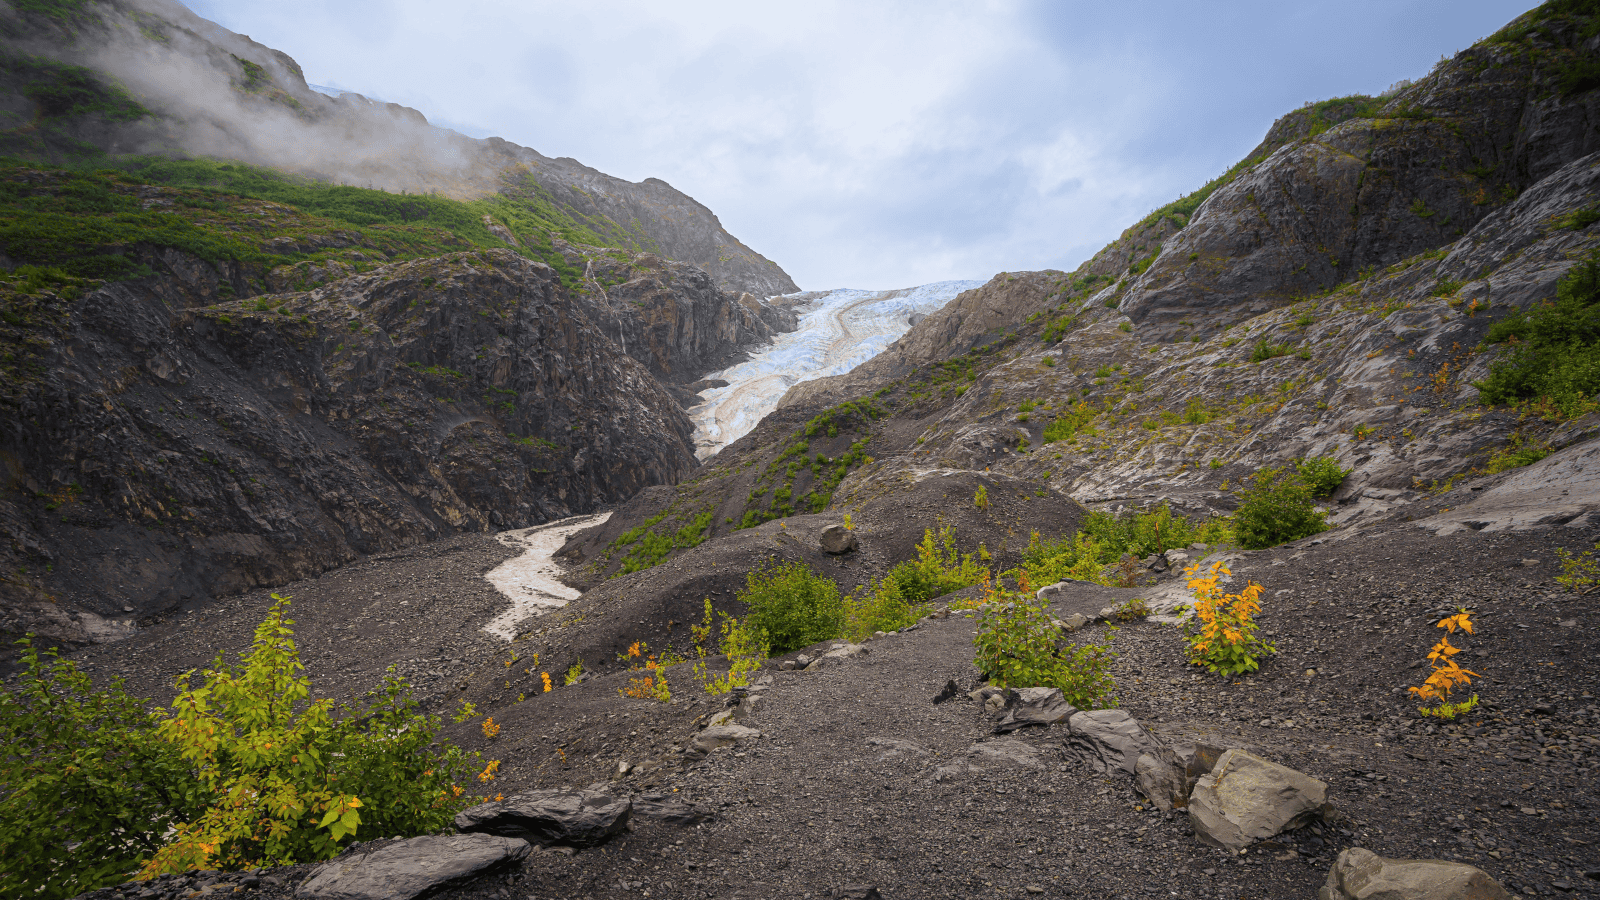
left=1233, top=466, right=1328, bottom=549
left=1020, top=502, right=1232, bottom=587
left=0, top=597, right=482, bottom=894
left=738, top=560, right=845, bottom=653
left=973, top=595, right=1117, bottom=709
left=1295, top=455, right=1350, bottom=497
left=1250, top=338, right=1294, bottom=362
left=0, top=641, right=203, bottom=900
left=1042, top=400, right=1098, bottom=443
left=1477, top=251, right=1600, bottom=417
left=846, top=526, right=987, bottom=639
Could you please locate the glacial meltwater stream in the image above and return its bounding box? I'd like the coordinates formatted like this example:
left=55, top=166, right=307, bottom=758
left=482, top=510, right=611, bottom=640
left=689, top=280, right=980, bottom=457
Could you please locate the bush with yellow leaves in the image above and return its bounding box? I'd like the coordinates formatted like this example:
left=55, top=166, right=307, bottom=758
left=1410, top=610, right=1480, bottom=720
left=1181, top=561, right=1274, bottom=675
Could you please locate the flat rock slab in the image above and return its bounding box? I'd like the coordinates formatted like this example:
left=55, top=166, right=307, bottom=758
left=1418, top=439, right=1600, bottom=535
left=1189, top=749, right=1328, bottom=851
left=632, top=793, right=715, bottom=825
left=994, top=687, right=1078, bottom=733
left=296, top=834, right=529, bottom=900
left=455, top=789, right=631, bottom=848
left=688, top=724, right=761, bottom=757
left=1319, top=847, right=1512, bottom=900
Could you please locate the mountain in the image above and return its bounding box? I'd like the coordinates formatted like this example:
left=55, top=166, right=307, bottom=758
left=0, top=0, right=801, bottom=653
left=0, top=0, right=799, bottom=297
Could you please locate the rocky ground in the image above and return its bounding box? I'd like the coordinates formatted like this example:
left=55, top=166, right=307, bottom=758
left=69, top=493, right=1600, bottom=899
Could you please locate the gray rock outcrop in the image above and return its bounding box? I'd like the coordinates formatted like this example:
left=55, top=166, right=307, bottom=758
left=1063, top=709, right=1168, bottom=775
left=1188, top=749, right=1329, bottom=851
left=993, top=687, right=1078, bottom=733
left=295, top=834, right=530, bottom=900
left=454, top=788, right=631, bottom=848
left=1318, top=848, right=1512, bottom=900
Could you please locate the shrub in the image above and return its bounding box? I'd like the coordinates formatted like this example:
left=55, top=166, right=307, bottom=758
left=1249, top=338, right=1294, bottom=362
left=0, top=596, right=484, bottom=895
left=1409, top=610, right=1480, bottom=720
left=845, top=526, right=988, bottom=639
left=143, top=597, right=483, bottom=875
left=1181, top=561, right=1273, bottom=675
left=0, top=641, right=202, bottom=900
left=973, top=594, right=1117, bottom=709
left=690, top=599, right=769, bottom=694
left=1042, top=400, right=1098, bottom=443
left=1232, top=466, right=1328, bottom=549
left=1295, top=455, right=1350, bottom=497
left=1477, top=250, right=1600, bottom=417
left=737, top=560, right=845, bottom=653
left=1020, top=503, right=1233, bottom=587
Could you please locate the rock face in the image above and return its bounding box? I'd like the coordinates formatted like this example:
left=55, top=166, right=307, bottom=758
left=1063, top=709, right=1167, bottom=775
left=295, top=834, right=531, bottom=900
left=1188, top=749, right=1329, bottom=851
left=1318, top=848, right=1512, bottom=900
left=993, top=687, right=1077, bottom=734
left=0, top=250, right=700, bottom=650
left=454, top=789, right=632, bottom=848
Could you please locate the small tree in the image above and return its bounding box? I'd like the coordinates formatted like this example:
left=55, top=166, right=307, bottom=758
left=738, top=560, right=845, bottom=653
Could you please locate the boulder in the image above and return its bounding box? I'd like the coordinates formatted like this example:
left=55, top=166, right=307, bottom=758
left=454, top=789, right=631, bottom=848
left=819, top=524, right=859, bottom=554
left=1318, top=848, right=1512, bottom=900
left=296, top=834, right=530, bottom=900
left=1064, top=709, right=1167, bottom=775
left=687, top=724, right=761, bottom=757
left=1188, top=749, right=1328, bottom=851
left=994, top=687, right=1078, bottom=734
left=1135, top=752, right=1188, bottom=811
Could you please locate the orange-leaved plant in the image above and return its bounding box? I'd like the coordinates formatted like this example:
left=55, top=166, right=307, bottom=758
left=1181, top=560, right=1273, bottom=675
left=1410, top=609, right=1480, bottom=719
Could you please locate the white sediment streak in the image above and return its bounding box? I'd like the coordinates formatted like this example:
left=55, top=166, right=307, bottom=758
left=690, top=280, right=980, bottom=457
left=482, top=511, right=611, bottom=640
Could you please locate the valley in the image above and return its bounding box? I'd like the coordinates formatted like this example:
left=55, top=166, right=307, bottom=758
left=4, top=1, right=1600, bottom=899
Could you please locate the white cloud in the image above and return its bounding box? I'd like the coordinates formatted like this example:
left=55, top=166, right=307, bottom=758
left=181, top=0, right=1534, bottom=289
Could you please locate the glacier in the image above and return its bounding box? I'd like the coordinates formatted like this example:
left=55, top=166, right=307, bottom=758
left=689, top=280, right=981, bottom=457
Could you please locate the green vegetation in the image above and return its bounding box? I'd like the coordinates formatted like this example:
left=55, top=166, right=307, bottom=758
left=737, top=560, right=847, bottom=654
left=845, top=526, right=987, bottom=639
left=0, top=51, right=149, bottom=163
left=0, top=597, right=484, bottom=897
left=1482, top=435, right=1554, bottom=473
left=738, top=399, right=882, bottom=528
left=1233, top=466, right=1328, bottom=549
left=1477, top=251, right=1600, bottom=417
left=1020, top=503, right=1233, bottom=587
left=610, top=509, right=714, bottom=575
left=1295, top=455, right=1350, bottom=497
left=973, top=593, right=1117, bottom=709
left=1250, top=338, right=1296, bottom=362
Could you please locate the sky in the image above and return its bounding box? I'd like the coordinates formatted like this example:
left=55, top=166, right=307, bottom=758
left=183, top=0, right=1536, bottom=291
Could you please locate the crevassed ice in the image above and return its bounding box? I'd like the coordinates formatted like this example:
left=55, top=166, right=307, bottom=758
left=690, top=280, right=981, bottom=457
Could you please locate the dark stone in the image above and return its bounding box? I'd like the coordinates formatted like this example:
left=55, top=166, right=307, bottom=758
left=993, top=687, right=1078, bottom=733
left=1064, top=709, right=1167, bottom=774
left=295, top=834, right=530, bottom=900
left=932, top=679, right=960, bottom=704
left=454, top=788, right=631, bottom=848
left=832, top=887, right=883, bottom=900
left=819, top=524, right=859, bottom=554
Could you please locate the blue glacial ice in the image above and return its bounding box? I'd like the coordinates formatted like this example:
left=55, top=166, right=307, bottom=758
left=690, top=280, right=981, bottom=457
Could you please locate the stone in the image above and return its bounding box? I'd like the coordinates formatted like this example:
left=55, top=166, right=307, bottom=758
left=1163, top=549, right=1191, bottom=570
left=1318, top=847, right=1512, bottom=900
left=1058, top=613, right=1092, bottom=631
left=1064, top=709, right=1167, bottom=775
left=631, top=794, right=714, bottom=825
left=1135, top=751, right=1188, bottom=811
left=867, top=737, right=931, bottom=761
left=994, top=687, right=1079, bottom=734
left=831, top=887, right=883, bottom=900
left=819, top=524, right=859, bottom=554
left=707, top=709, right=738, bottom=727
left=687, top=724, right=761, bottom=757
left=969, top=685, right=1005, bottom=706
left=932, top=739, right=1048, bottom=781
left=295, top=834, right=530, bottom=900
left=454, top=789, right=631, bottom=848
left=933, top=679, right=960, bottom=704
left=1189, top=749, right=1329, bottom=851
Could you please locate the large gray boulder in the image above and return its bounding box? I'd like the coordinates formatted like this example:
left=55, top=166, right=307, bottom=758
left=454, top=789, right=631, bottom=848
left=1188, top=749, right=1329, bottom=851
left=1064, top=709, right=1167, bottom=774
left=1318, top=848, right=1512, bottom=900
left=819, top=524, right=859, bottom=554
left=296, top=834, right=530, bottom=900
left=686, top=724, right=762, bottom=759
left=994, top=687, right=1078, bottom=734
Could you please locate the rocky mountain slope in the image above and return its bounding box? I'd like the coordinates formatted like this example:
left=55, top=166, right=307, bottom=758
left=0, top=0, right=798, bottom=297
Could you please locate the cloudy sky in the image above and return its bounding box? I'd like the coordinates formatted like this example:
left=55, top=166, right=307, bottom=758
left=185, top=0, right=1534, bottom=291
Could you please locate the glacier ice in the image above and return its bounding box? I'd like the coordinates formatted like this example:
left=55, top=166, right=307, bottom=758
left=690, top=280, right=980, bottom=457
